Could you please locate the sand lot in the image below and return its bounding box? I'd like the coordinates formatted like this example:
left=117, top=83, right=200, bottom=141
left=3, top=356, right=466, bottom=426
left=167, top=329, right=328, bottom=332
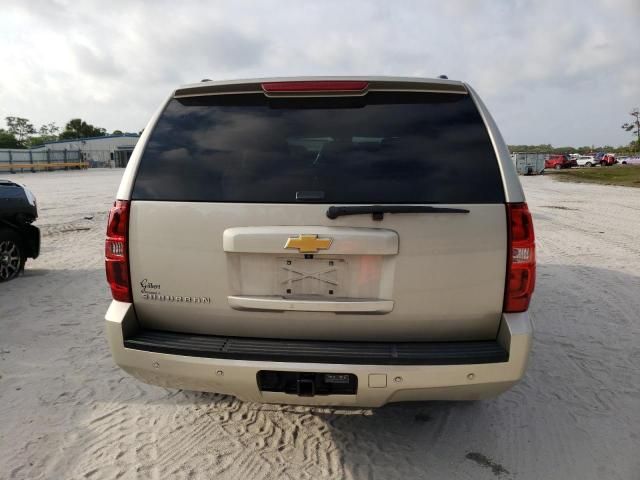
left=0, top=169, right=638, bottom=479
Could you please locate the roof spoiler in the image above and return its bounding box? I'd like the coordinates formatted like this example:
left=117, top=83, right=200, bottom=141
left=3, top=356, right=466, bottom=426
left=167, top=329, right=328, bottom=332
left=173, top=77, right=468, bottom=98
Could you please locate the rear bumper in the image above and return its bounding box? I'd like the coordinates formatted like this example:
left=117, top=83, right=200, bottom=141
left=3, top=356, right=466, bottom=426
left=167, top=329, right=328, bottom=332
left=0, top=221, right=40, bottom=259
left=105, top=301, right=533, bottom=407
left=22, top=224, right=40, bottom=259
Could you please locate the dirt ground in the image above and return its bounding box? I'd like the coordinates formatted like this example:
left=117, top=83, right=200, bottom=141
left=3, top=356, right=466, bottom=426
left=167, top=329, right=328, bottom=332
left=0, top=170, right=638, bottom=479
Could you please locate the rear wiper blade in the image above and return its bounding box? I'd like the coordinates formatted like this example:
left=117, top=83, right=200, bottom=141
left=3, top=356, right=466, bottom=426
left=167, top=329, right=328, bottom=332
left=326, top=205, right=470, bottom=220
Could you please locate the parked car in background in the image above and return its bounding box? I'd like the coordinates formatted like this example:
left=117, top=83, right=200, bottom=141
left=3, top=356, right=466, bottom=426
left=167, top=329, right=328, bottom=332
left=600, top=153, right=617, bottom=166
left=576, top=155, right=596, bottom=167
left=620, top=156, right=640, bottom=165
left=545, top=154, right=572, bottom=170
left=567, top=155, right=579, bottom=167
left=0, top=180, right=40, bottom=282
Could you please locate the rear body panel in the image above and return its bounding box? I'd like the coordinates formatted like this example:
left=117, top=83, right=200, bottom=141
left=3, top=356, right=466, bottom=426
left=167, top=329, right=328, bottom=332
left=128, top=201, right=506, bottom=341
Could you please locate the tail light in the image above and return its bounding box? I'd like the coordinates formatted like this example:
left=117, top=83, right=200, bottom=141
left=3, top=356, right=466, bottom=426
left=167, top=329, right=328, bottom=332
left=504, top=203, right=536, bottom=312
left=105, top=200, right=131, bottom=302
left=261, top=80, right=369, bottom=93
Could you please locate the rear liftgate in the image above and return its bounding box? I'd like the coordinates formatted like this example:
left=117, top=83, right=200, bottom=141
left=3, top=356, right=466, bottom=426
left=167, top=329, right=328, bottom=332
left=128, top=78, right=509, bottom=343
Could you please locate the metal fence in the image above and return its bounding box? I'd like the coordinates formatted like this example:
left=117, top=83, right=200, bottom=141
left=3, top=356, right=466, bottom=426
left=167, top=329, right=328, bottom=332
left=0, top=149, right=88, bottom=173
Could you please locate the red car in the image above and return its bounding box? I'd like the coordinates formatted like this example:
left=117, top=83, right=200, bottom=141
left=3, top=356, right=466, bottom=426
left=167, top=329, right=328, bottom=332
left=600, top=154, right=617, bottom=166
left=545, top=154, right=572, bottom=169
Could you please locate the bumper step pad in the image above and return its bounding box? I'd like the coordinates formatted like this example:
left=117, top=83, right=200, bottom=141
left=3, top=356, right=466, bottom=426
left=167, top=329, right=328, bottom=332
left=124, top=329, right=508, bottom=365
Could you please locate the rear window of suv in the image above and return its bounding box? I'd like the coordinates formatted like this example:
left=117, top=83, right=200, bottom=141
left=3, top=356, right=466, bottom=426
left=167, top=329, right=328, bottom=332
left=132, top=91, right=505, bottom=204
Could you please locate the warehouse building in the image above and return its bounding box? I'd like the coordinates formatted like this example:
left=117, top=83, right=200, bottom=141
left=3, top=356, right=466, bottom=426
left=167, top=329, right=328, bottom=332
left=32, top=133, right=140, bottom=167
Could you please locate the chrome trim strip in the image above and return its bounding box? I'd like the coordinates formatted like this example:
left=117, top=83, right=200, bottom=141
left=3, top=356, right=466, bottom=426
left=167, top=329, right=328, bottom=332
left=228, top=295, right=394, bottom=313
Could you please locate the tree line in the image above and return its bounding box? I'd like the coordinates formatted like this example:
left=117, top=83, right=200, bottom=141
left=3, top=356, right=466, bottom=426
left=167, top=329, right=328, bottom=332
left=506, top=109, right=640, bottom=155
left=0, top=116, right=131, bottom=149
left=508, top=143, right=638, bottom=155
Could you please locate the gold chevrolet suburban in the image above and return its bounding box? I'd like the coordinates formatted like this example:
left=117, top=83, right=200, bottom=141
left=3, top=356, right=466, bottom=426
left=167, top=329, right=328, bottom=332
left=105, top=77, right=535, bottom=407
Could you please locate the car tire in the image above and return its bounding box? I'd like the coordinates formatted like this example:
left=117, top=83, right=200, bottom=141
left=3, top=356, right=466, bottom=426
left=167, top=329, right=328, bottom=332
left=586, top=162, right=592, bottom=167
left=0, top=228, right=26, bottom=282
left=554, top=164, right=561, bottom=170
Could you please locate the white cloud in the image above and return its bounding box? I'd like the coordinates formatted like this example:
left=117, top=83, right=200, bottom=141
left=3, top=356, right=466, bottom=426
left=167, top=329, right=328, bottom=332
left=0, top=0, right=638, bottom=146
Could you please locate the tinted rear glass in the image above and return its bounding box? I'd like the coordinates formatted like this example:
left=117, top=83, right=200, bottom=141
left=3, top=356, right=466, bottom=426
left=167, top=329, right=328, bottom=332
left=133, top=92, right=504, bottom=203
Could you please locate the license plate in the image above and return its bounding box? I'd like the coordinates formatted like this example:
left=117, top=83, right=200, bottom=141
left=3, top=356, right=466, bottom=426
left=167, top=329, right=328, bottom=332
left=278, top=257, right=344, bottom=296
left=324, top=373, right=351, bottom=384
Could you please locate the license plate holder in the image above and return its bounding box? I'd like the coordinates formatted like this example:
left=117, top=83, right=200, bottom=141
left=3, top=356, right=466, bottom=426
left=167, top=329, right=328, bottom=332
left=278, top=257, right=345, bottom=296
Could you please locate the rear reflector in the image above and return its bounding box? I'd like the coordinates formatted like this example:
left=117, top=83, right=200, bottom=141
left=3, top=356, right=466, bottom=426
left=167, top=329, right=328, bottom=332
left=261, top=80, right=369, bottom=93
left=105, top=200, right=131, bottom=302
left=504, top=203, right=536, bottom=313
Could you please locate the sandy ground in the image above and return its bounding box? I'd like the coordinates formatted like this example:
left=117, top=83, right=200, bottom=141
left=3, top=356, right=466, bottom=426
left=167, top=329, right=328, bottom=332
left=0, top=169, right=638, bottom=479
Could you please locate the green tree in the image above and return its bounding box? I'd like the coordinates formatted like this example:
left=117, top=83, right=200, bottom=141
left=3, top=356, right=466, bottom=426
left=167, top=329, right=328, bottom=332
left=5, top=116, right=36, bottom=147
left=27, top=122, right=61, bottom=148
left=59, top=118, right=107, bottom=139
left=553, top=146, right=578, bottom=154
left=621, top=108, right=640, bottom=150
left=28, top=134, right=57, bottom=148
left=27, top=137, right=48, bottom=148
left=0, top=129, right=20, bottom=148
left=112, top=129, right=123, bottom=135
left=39, top=122, right=60, bottom=136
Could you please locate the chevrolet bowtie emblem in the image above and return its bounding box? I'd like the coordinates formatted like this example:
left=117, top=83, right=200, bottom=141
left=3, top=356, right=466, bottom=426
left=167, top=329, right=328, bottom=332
left=284, top=234, right=333, bottom=253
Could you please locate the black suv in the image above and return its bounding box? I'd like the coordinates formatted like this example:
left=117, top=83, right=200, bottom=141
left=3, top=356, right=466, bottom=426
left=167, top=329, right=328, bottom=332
left=0, top=180, right=40, bottom=282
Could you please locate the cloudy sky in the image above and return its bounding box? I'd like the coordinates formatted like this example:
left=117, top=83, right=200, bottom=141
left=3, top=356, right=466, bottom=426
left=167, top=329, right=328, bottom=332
left=1, top=0, right=638, bottom=146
